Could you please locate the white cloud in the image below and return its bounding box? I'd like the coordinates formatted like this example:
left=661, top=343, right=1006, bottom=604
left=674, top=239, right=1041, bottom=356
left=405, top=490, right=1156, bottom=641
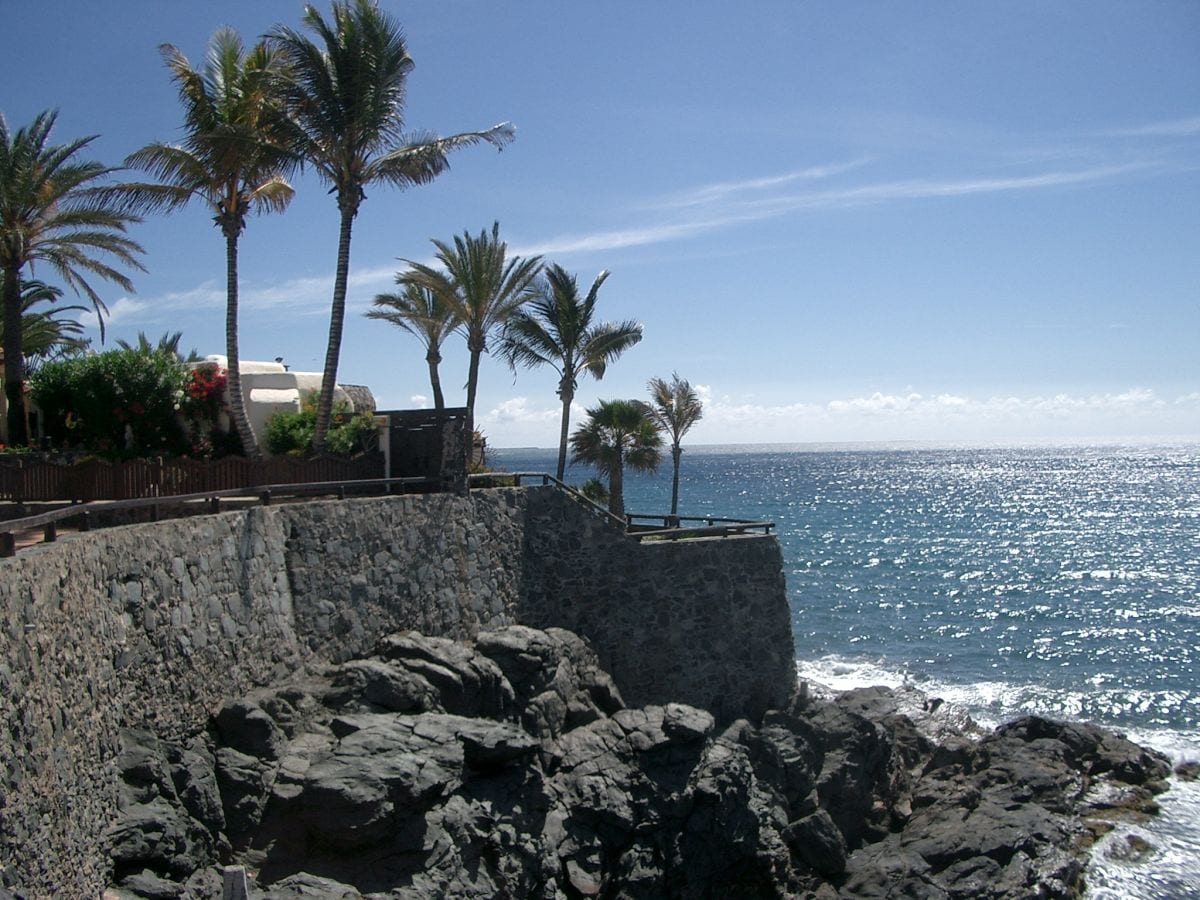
left=684, top=386, right=1194, bottom=443
left=484, top=396, right=559, bottom=425
left=479, top=385, right=1198, bottom=447
left=409, top=394, right=429, bottom=408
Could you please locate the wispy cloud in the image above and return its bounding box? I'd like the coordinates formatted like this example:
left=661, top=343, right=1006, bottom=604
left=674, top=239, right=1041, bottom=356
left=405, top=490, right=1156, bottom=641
left=522, top=161, right=1156, bottom=259
left=85, top=264, right=399, bottom=332
left=1104, top=115, right=1200, bottom=138
left=659, top=158, right=873, bottom=209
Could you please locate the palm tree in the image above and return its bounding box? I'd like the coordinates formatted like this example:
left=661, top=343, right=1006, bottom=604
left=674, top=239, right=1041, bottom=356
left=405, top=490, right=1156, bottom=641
left=0, top=280, right=90, bottom=437
left=399, top=223, right=541, bottom=439
left=116, top=330, right=203, bottom=363
left=0, top=110, right=147, bottom=445
left=646, top=372, right=704, bottom=521
left=569, top=399, right=662, bottom=520
left=499, top=264, right=643, bottom=481
left=270, top=0, right=515, bottom=452
left=3, top=281, right=89, bottom=366
left=126, top=28, right=295, bottom=458
left=366, top=281, right=456, bottom=411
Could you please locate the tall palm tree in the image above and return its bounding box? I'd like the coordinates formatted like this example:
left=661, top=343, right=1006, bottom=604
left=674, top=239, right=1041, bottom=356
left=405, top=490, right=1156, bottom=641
left=366, top=281, right=456, bottom=410
left=0, top=281, right=90, bottom=435
left=646, top=372, right=704, bottom=521
left=126, top=28, right=295, bottom=458
left=0, top=110, right=146, bottom=445
left=3, top=281, right=89, bottom=366
left=270, top=0, right=515, bottom=452
left=569, top=398, right=662, bottom=520
left=400, top=222, right=541, bottom=439
left=499, top=264, right=643, bottom=481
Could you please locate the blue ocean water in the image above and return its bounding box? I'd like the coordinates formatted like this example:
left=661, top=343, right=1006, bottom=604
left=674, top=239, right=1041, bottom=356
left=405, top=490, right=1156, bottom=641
left=493, top=442, right=1200, bottom=897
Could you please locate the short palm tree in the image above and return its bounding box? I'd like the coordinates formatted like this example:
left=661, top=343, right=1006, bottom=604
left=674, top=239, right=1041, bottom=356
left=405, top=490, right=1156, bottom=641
left=116, top=330, right=203, bottom=363
left=270, top=0, right=515, bottom=452
left=366, top=281, right=457, bottom=411
left=646, top=373, right=704, bottom=521
left=569, top=398, right=662, bottom=520
left=0, top=110, right=147, bottom=445
left=499, top=263, right=643, bottom=481
left=399, top=223, right=541, bottom=439
left=127, top=28, right=295, bottom=458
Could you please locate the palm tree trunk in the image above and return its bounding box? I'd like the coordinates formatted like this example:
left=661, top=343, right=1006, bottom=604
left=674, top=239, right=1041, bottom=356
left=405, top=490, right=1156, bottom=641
left=3, top=266, right=27, bottom=446
left=224, top=232, right=259, bottom=459
left=313, top=204, right=356, bottom=453
left=670, top=444, right=682, bottom=519
left=609, top=449, right=625, bottom=520
left=464, top=345, right=482, bottom=446
left=556, top=384, right=573, bottom=481
left=427, top=351, right=445, bottom=412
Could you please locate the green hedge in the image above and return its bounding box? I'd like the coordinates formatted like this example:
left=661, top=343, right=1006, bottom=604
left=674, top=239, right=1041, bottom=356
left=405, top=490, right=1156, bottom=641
left=30, top=349, right=188, bottom=458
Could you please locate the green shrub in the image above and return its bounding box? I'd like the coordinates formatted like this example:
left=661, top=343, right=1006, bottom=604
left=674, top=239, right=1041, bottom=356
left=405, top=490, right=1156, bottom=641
left=30, top=348, right=188, bottom=458
left=265, top=390, right=376, bottom=456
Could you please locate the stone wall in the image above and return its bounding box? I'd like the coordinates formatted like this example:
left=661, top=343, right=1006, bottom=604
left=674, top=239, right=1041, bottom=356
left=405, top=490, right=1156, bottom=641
left=0, top=486, right=793, bottom=896
left=518, top=487, right=794, bottom=722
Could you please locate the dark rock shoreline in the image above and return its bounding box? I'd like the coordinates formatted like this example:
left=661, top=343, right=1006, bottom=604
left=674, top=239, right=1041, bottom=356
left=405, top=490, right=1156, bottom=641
left=96, top=625, right=1170, bottom=899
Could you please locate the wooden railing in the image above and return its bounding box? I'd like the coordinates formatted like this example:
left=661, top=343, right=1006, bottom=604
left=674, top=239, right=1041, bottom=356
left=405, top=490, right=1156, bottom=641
left=0, top=452, right=385, bottom=504
left=0, top=475, right=436, bottom=558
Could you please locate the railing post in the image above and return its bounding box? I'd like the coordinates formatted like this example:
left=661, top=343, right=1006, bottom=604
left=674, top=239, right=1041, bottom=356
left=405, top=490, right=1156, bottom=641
left=260, top=489, right=271, bottom=506
left=0, top=532, right=14, bottom=558
left=210, top=497, right=220, bottom=514
left=337, top=485, right=346, bottom=500
left=44, top=522, right=56, bottom=544
left=79, top=510, right=91, bottom=532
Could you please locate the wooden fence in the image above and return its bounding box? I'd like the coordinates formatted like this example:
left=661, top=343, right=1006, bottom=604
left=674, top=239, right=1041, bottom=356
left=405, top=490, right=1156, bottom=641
left=0, top=452, right=385, bottom=504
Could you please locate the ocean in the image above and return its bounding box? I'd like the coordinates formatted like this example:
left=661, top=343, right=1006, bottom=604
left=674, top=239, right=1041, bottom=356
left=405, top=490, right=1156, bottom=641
left=491, top=441, right=1200, bottom=898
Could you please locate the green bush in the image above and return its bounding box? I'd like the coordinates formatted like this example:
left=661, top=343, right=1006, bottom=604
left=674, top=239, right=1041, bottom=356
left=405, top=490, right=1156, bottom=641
left=30, top=348, right=188, bottom=458
left=265, top=390, right=376, bottom=456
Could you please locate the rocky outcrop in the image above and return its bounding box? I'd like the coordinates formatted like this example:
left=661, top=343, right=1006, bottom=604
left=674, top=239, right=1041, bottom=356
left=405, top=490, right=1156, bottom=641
left=103, top=627, right=1170, bottom=899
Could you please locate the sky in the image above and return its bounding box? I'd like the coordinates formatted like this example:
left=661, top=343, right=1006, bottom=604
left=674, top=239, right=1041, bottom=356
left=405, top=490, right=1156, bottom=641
left=3, top=1, right=1197, bottom=447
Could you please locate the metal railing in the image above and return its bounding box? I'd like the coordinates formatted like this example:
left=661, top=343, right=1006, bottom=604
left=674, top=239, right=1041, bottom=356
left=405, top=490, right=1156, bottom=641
left=467, top=472, right=774, bottom=541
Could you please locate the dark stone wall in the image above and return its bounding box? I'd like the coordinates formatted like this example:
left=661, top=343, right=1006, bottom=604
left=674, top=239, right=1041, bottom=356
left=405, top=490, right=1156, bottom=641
left=517, top=486, right=795, bottom=722
left=0, top=487, right=792, bottom=896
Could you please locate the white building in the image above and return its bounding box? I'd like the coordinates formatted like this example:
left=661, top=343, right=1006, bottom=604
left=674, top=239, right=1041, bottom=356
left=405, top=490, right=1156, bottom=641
left=198, top=356, right=373, bottom=453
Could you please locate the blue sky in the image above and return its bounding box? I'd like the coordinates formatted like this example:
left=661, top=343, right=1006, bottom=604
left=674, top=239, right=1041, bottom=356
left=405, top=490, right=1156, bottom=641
left=4, top=2, right=1197, bottom=446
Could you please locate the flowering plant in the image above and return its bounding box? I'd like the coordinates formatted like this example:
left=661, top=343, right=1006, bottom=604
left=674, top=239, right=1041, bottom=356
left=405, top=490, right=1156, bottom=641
left=178, top=364, right=232, bottom=458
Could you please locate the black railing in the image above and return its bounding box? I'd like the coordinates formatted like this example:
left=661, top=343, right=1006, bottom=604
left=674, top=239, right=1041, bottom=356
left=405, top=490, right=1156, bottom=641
left=626, top=512, right=775, bottom=539
left=468, top=472, right=774, bottom=541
